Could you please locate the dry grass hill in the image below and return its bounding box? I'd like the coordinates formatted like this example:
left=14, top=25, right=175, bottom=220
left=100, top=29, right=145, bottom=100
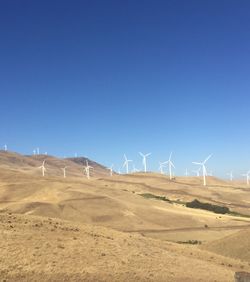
left=1, top=151, right=250, bottom=281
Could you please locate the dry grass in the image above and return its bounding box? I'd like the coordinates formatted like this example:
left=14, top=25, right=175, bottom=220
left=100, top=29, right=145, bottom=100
left=1, top=151, right=250, bottom=280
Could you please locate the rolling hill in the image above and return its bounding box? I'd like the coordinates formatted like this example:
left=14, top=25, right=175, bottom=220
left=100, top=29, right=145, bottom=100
left=1, top=151, right=250, bottom=280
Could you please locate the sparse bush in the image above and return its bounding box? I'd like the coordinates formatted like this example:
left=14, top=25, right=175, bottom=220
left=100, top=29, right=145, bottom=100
left=177, top=240, right=202, bottom=245
left=139, top=193, right=171, bottom=202
left=186, top=199, right=230, bottom=214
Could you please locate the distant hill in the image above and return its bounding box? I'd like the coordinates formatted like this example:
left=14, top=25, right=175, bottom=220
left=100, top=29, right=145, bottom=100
left=0, top=151, right=110, bottom=178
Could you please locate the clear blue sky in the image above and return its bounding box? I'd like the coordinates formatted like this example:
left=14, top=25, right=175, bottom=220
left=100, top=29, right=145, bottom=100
left=1, top=0, right=250, bottom=177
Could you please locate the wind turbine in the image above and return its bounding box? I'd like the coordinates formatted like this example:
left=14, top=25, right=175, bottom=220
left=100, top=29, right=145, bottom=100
left=242, top=171, right=250, bottom=185
left=37, top=148, right=40, bottom=155
left=133, top=165, right=139, bottom=173
left=159, top=162, right=166, bottom=174
left=139, top=152, right=151, bottom=172
left=185, top=168, right=189, bottom=176
left=192, top=154, right=212, bottom=186
left=123, top=154, right=132, bottom=174
left=193, top=167, right=201, bottom=177
left=227, top=171, right=233, bottom=182
left=62, top=166, right=67, bottom=178
left=84, top=160, right=93, bottom=179
left=38, top=160, right=46, bottom=177
left=108, top=164, right=114, bottom=177
left=3, top=144, right=7, bottom=151
left=33, top=149, right=36, bottom=155
left=165, top=152, right=175, bottom=180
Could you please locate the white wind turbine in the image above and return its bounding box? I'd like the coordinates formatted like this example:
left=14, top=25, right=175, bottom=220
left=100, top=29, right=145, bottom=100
left=193, top=167, right=201, bottom=177
left=242, top=171, right=250, bottom=185
left=37, top=148, right=40, bottom=155
left=185, top=168, right=189, bottom=176
left=192, top=154, right=212, bottom=186
left=159, top=162, right=166, bottom=174
left=165, top=152, right=175, bottom=180
left=133, top=164, right=139, bottom=173
left=38, top=160, right=46, bottom=177
left=139, top=152, right=151, bottom=172
left=62, top=166, right=67, bottom=178
left=227, top=171, right=233, bottom=182
left=123, top=154, right=132, bottom=174
left=3, top=144, right=7, bottom=151
left=84, top=160, right=93, bottom=179
left=108, top=164, right=114, bottom=177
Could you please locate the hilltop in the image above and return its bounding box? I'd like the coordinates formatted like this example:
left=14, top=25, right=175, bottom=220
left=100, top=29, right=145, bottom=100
left=0, top=150, right=110, bottom=177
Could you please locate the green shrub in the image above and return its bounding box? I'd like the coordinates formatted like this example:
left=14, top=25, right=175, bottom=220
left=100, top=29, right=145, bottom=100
left=186, top=199, right=230, bottom=214
left=140, top=193, right=171, bottom=202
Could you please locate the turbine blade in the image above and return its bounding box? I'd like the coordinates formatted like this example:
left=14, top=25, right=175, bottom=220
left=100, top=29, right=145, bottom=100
left=203, top=154, right=212, bottom=164
left=169, top=152, right=172, bottom=161
left=192, top=162, right=202, bottom=165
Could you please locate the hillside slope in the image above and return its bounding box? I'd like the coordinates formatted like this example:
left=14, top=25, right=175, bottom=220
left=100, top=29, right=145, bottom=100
left=201, top=230, right=250, bottom=263
left=0, top=211, right=247, bottom=282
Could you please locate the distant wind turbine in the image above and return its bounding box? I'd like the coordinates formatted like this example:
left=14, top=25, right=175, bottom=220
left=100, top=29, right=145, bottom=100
left=139, top=152, right=151, bottom=172
left=185, top=168, right=189, bottom=176
left=133, top=165, right=139, bottom=173
left=3, top=144, right=7, bottom=151
left=165, top=152, right=175, bottom=180
left=38, top=160, right=46, bottom=177
left=227, top=171, right=233, bottom=182
left=192, top=154, right=212, bottom=186
left=159, top=162, right=166, bottom=174
left=108, top=164, right=114, bottom=177
left=123, top=154, right=132, bottom=174
left=37, top=148, right=40, bottom=155
left=62, top=166, right=67, bottom=178
left=84, top=160, right=93, bottom=179
left=242, top=171, right=250, bottom=185
left=193, top=167, right=201, bottom=177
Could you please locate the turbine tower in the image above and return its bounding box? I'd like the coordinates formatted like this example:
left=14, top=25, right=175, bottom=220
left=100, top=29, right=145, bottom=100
left=38, top=160, right=46, bottom=177
left=227, top=171, right=233, bottom=182
left=37, top=147, right=40, bottom=155
left=62, top=166, right=67, bottom=178
left=108, top=164, right=114, bottom=177
left=242, top=171, right=250, bottom=185
left=84, top=160, right=93, bottom=179
left=139, top=152, right=151, bottom=172
left=165, top=152, right=175, bottom=180
left=3, top=144, right=7, bottom=151
left=123, top=154, right=132, bottom=174
left=192, top=154, right=212, bottom=186
left=185, top=168, right=189, bottom=176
